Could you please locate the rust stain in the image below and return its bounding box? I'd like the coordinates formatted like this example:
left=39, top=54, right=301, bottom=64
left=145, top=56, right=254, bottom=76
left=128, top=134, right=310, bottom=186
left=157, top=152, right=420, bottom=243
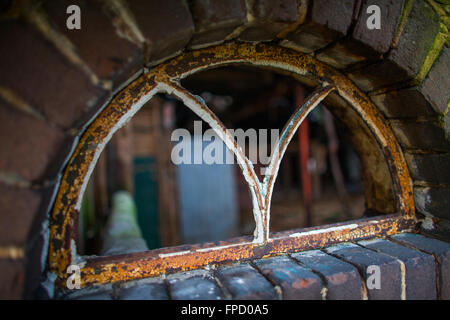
left=48, top=42, right=417, bottom=287
left=292, top=278, right=316, bottom=289
left=327, top=272, right=349, bottom=285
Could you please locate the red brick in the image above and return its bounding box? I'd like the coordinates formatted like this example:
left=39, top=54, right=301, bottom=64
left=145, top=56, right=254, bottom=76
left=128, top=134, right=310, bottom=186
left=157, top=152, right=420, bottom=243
left=389, top=1, right=440, bottom=80
left=217, top=263, right=277, bottom=299
left=254, top=256, right=323, bottom=299
left=0, top=21, right=106, bottom=130
left=127, top=0, right=194, bottom=63
left=292, top=250, right=363, bottom=300
left=420, top=47, right=450, bottom=115
left=61, top=285, right=113, bottom=300
left=190, top=0, right=247, bottom=47
left=168, top=270, right=224, bottom=300
left=316, top=0, right=404, bottom=69
left=286, top=0, right=355, bottom=53
left=353, top=0, right=405, bottom=54
left=239, top=0, right=299, bottom=41
left=118, top=278, right=168, bottom=300
left=348, top=0, right=440, bottom=91
left=0, top=182, right=41, bottom=246
left=43, top=0, right=143, bottom=90
left=359, top=238, right=437, bottom=299
left=0, top=99, right=66, bottom=182
left=391, top=233, right=450, bottom=299
left=405, top=153, right=450, bottom=184
left=326, top=243, right=403, bottom=300
left=316, top=39, right=376, bottom=69
left=56, top=233, right=450, bottom=300
left=414, top=186, right=450, bottom=220
left=0, top=259, right=25, bottom=299
left=389, top=120, right=450, bottom=151
left=371, top=87, right=440, bottom=119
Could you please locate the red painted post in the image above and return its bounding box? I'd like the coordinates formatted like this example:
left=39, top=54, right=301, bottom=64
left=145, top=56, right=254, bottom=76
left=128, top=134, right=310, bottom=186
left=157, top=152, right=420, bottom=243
left=295, top=85, right=312, bottom=227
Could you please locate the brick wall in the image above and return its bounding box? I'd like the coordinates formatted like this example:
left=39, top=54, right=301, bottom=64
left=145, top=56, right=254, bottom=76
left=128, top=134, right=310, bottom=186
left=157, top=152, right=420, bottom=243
left=58, top=233, right=450, bottom=300
left=0, top=0, right=448, bottom=298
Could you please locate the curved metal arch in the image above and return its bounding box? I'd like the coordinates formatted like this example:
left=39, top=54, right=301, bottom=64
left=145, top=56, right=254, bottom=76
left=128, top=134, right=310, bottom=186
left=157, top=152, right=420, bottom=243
left=48, top=43, right=415, bottom=286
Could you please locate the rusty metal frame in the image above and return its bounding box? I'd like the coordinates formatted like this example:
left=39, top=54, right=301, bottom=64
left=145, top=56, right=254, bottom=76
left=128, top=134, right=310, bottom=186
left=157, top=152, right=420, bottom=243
left=48, top=43, right=416, bottom=288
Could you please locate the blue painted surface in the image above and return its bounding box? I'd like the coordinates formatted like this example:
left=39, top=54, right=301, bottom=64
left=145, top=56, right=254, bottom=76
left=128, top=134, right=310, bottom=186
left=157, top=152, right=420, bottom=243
left=175, top=135, right=239, bottom=244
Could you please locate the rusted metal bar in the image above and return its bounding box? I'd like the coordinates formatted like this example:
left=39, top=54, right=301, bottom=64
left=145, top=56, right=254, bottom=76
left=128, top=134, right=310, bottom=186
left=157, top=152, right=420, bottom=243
left=263, top=85, right=334, bottom=234
left=71, top=214, right=415, bottom=288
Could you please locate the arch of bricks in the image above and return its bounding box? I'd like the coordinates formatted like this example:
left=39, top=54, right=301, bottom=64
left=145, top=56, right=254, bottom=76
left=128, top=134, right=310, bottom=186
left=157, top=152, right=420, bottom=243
left=0, top=0, right=448, bottom=299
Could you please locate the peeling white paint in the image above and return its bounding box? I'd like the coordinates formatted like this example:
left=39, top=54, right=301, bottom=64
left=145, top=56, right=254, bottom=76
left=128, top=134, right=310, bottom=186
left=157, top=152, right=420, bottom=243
left=195, top=242, right=252, bottom=253
left=325, top=242, right=359, bottom=253
left=358, top=238, right=385, bottom=246
left=40, top=218, right=50, bottom=272
left=41, top=271, right=57, bottom=299
left=159, top=250, right=191, bottom=258
left=320, top=286, right=328, bottom=300
left=421, top=216, right=435, bottom=230
left=397, top=258, right=407, bottom=300
left=288, top=224, right=359, bottom=238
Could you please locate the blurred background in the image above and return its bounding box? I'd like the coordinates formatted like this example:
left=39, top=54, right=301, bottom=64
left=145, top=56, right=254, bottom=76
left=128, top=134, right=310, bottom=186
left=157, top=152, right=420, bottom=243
left=79, top=66, right=366, bottom=256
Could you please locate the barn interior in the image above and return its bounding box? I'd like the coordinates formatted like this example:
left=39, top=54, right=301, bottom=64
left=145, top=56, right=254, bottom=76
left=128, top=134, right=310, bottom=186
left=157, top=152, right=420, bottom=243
left=78, top=66, right=366, bottom=256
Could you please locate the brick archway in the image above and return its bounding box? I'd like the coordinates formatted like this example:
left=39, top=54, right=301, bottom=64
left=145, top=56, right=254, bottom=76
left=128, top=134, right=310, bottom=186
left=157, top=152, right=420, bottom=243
left=0, top=0, right=448, bottom=299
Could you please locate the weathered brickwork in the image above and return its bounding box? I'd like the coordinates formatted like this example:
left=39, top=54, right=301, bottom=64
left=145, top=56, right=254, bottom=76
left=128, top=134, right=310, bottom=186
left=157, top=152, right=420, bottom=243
left=253, top=256, right=324, bottom=299
left=238, top=0, right=299, bottom=41
left=405, top=153, right=450, bottom=184
left=0, top=99, right=66, bottom=183
left=390, top=120, right=450, bottom=151
left=413, top=187, right=450, bottom=220
left=349, top=0, right=441, bottom=91
left=0, top=182, right=41, bottom=247
left=216, top=263, right=277, bottom=300
left=325, top=243, right=403, bottom=299
left=0, top=21, right=107, bottom=130
left=117, top=278, right=168, bottom=300
left=317, top=0, right=405, bottom=69
left=391, top=233, right=450, bottom=299
left=42, top=0, right=143, bottom=90
left=0, top=259, right=25, bottom=300
left=292, top=250, right=363, bottom=300
left=126, top=0, right=194, bottom=64
left=358, top=238, right=437, bottom=299
left=420, top=47, right=450, bottom=115
left=58, top=233, right=450, bottom=300
left=0, top=0, right=448, bottom=299
left=168, top=269, right=225, bottom=300
left=189, top=0, right=247, bottom=47
left=285, top=0, right=355, bottom=53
